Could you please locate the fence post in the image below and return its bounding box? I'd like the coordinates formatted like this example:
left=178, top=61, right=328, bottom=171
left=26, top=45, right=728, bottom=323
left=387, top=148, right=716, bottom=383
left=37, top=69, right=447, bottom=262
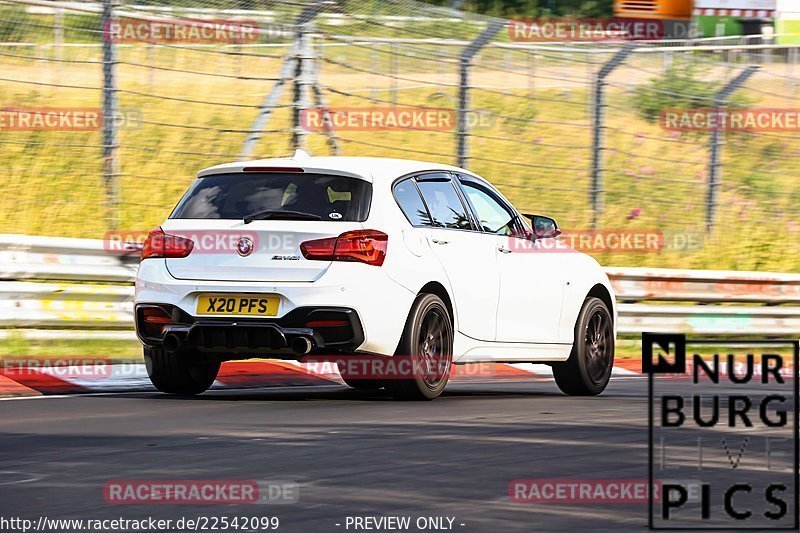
left=53, top=7, right=64, bottom=77
left=101, top=0, right=119, bottom=230
left=240, top=5, right=322, bottom=160
left=310, top=39, right=340, bottom=155
left=455, top=20, right=503, bottom=169
left=290, top=5, right=325, bottom=152
left=389, top=42, right=397, bottom=106
left=526, top=48, right=535, bottom=98
left=290, top=28, right=311, bottom=151
left=705, top=65, right=759, bottom=233
left=589, top=44, right=634, bottom=229
left=662, top=49, right=673, bottom=74
left=370, top=42, right=377, bottom=99
left=146, top=43, right=155, bottom=91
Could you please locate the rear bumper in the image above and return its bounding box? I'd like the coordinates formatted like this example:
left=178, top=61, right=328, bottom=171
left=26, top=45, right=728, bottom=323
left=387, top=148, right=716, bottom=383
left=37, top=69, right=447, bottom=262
left=135, top=258, right=416, bottom=356
left=135, top=304, right=365, bottom=357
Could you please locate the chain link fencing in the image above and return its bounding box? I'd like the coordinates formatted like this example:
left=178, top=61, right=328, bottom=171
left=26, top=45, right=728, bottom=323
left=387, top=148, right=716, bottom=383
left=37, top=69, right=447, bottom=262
left=0, top=0, right=798, bottom=271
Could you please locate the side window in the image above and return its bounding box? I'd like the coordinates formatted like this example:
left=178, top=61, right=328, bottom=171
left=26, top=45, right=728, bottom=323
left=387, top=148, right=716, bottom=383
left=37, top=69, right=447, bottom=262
left=415, top=176, right=473, bottom=231
left=458, top=176, right=528, bottom=237
left=393, top=178, right=433, bottom=227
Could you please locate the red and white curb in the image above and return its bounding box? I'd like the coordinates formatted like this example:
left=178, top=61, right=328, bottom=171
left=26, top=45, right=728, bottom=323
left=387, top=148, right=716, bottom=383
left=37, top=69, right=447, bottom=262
left=0, top=360, right=642, bottom=398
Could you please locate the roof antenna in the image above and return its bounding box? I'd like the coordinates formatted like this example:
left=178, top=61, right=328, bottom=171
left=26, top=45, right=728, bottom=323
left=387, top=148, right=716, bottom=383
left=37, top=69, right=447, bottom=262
left=293, top=149, right=311, bottom=160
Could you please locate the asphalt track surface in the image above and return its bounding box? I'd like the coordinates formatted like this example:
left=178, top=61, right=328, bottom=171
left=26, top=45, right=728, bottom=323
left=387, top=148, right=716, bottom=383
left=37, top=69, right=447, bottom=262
left=0, top=377, right=795, bottom=533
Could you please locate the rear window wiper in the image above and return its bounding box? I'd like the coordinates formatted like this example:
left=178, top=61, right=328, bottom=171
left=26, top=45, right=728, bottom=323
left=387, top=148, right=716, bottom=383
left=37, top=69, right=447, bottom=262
left=244, top=209, right=323, bottom=224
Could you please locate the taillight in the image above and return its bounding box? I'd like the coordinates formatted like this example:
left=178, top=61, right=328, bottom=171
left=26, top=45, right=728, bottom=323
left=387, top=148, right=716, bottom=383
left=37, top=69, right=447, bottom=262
left=300, top=230, right=388, bottom=266
left=141, top=227, right=194, bottom=260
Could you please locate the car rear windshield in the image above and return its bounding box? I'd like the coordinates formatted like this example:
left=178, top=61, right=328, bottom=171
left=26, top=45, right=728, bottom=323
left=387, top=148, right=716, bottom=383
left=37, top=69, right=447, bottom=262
left=170, top=172, right=372, bottom=222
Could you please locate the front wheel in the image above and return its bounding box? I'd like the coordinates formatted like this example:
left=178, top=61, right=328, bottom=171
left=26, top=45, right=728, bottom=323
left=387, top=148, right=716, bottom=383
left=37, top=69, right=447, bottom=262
left=552, top=297, right=614, bottom=396
left=384, top=293, right=453, bottom=401
left=144, top=347, right=220, bottom=395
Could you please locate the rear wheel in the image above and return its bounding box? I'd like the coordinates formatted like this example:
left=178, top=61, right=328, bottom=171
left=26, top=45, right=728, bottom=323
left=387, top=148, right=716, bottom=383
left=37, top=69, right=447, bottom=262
left=553, top=297, right=614, bottom=396
left=384, top=293, right=453, bottom=401
left=144, top=347, right=220, bottom=395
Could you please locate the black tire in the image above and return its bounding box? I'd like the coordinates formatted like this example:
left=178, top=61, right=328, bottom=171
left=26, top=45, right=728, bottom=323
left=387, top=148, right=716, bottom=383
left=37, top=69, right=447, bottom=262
left=144, top=347, right=220, bottom=395
left=337, top=362, right=383, bottom=390
left=552, top=297, right=614, bottom=396
left=384, top=293, right=453, bottom=401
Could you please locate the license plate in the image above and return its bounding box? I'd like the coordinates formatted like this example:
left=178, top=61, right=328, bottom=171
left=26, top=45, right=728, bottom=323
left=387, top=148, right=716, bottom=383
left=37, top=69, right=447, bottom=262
left=196, top=294, right=279, bottom=316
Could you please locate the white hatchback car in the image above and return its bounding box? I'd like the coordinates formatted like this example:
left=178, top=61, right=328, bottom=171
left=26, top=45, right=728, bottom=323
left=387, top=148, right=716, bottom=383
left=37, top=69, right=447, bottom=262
left=135, top=151, right=616, bottom=400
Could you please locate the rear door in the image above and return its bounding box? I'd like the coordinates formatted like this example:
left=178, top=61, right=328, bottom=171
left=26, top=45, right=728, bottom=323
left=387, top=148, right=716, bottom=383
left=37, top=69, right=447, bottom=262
left=163, top=171, right=371, bottom=282
left=410, top=173, right=500, bottom=342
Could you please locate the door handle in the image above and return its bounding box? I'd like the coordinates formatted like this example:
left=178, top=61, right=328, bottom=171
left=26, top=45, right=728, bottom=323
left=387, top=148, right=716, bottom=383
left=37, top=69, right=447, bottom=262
left=431, top=238, right=449, bottom=245
left=497, top=244, right=512, bottom=254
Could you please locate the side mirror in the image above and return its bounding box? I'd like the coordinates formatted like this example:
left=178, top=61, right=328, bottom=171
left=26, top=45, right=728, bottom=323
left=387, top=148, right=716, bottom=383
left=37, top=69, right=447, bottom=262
left=523, top=214, right=561, bottom=239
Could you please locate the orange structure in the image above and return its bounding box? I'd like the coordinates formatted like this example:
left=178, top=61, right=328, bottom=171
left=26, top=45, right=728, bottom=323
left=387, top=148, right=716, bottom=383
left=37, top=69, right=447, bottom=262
left=614, top=0, right=693, bottom=20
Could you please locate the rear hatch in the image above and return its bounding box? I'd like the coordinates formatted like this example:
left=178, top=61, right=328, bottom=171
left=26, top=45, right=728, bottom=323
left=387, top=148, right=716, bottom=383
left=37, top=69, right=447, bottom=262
left=163, top=171, right=371, bottom=283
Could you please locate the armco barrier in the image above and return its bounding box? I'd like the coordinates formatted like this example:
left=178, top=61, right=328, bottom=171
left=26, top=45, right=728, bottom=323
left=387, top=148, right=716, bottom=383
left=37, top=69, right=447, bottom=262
left=1, top=234, right=799, bottom=339
left=0, top=233, right=138, bottom=282
left=605, top=267, right=800, bottom=304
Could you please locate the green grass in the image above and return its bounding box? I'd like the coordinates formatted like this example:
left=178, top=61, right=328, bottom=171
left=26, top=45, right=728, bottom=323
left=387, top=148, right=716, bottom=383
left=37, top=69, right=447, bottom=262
left=0, top=38, right=798, bottom=272
left=0, top=333, right=143, bottom=362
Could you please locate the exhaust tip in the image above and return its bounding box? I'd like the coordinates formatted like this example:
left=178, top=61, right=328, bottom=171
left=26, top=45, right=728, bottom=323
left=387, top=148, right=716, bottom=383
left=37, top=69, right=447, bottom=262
left=291, top=336, right=313, bottom=355
left=162, top=332, right=183, bottom=353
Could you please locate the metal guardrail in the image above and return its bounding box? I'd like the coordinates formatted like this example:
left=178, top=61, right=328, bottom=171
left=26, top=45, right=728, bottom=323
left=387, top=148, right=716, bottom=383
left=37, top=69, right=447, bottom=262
left=0, top=233, right=139, bottom=283
left=1, top=234, right=799, bottom=339
left=605, top=267, right=800, bottom=304
left=0, top=281, right=133, bottom=329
